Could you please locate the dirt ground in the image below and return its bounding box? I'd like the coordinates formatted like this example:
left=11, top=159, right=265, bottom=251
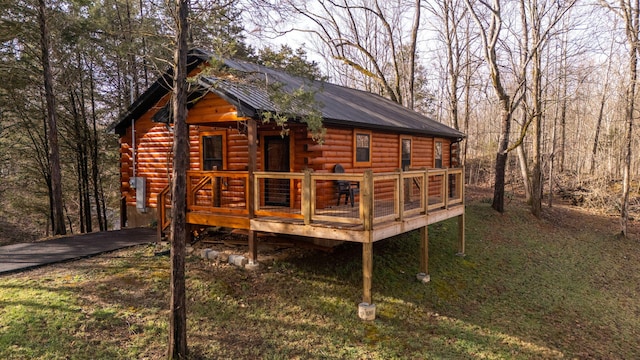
left=184, top=229, right=327, bottom=267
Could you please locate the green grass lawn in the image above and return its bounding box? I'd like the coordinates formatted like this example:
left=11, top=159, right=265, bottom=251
left=1, top=197, right=638, bottom=359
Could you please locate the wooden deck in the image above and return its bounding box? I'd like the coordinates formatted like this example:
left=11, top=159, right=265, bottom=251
left=159, top=168, right=465, bottom=316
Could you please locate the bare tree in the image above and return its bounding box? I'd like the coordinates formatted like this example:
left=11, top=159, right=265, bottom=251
left=527, top=0, right=577, bottom=217
left=426, top=0, right=466, bottom=130
left=529, top=0, right=545, bottom=217
left=464, top=0, right=516, bottom=212
left=261, top=0, right=422, bottom=108
left=168, top=0, right=189, bottom=357
left=465, top=0, right=575, bottom=213
left=600, top=0, right=638, bottom=237
left=590, top=35, right=616, bottom=175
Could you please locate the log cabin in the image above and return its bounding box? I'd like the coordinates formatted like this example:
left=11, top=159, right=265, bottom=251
left=113, top=49, right=466, bottom=319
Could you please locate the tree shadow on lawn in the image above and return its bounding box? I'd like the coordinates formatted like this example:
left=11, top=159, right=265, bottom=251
left=270, top=201, right=640, bottom=359
left=173, top=229, right=551, bottom=358
left=5, top=200, right=638, bottom=359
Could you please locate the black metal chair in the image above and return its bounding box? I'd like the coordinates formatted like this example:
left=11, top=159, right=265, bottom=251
left=334, top=164, right=357, bottom=207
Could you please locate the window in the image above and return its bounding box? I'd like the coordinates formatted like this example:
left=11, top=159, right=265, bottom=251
left=435, top=141, right=443, bottom=168
left=354, top=130, right=371, bottom=166
left=401, top=138, right=412, bottom=170
left=201, top=132, right=225, bottom=170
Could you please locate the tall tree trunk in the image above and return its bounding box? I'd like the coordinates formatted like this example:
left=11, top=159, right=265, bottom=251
left=591, top=34, right=615, bottom=175
left=76, top=151, right=85, bottom=233
left=407, top=0, right=420, bottom=110
left=558, top=12, right=569, bottom=174
left=492, top=98, right=511, bottom=212
left=69, top=90, right=88, bottom=233
left=559, top=82, right=567, bottom=173
left=444, top=0, right=460, bottom=130
left=88, top=59, right=106, bottom=231
left=591, top=91, right=607, bottom=175
left=465, top=0, right=514, bottom=213
left=77, top=56, right=93, bottom=233
left=168, top=0, right=189, bottom=358
left=548, top=120, right=557, bottom=208
left=530, top=1, right=543, bottom=217
left=621, top=0, right=638, bottom=238
left=38, top=0, right=65, bottom=236
left=548, top=67, right=559, bottom=208
left=516, top=144, right=531, bottom=203
left=139, top=0, right=149, bottom=87
left=462, top=18, right=472, bottom=166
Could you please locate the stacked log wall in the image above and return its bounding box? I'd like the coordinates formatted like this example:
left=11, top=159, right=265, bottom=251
left=120, top=92, right=248, bottom=217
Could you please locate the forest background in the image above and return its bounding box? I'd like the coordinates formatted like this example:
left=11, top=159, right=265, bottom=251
left=0, top=0, right=638, bottom=243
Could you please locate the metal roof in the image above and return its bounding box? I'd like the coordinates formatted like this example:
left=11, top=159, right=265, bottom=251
left=114, top=49, right=465, bottom=140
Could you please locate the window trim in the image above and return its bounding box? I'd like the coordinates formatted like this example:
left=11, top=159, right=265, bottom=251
left=434, top=140, right=443, bottom=168
left=353, top=129, right=372, bottom=167
left=260, top=130, right=294, bottom=173
left=200, top=130, right=227, bottom=171
left=400, top=136, right=412, bottom=170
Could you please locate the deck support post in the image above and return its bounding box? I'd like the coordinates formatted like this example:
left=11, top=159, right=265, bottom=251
left=456, top=211, right=465, bottom=256
left=358, top=240, right=376, bottom=320
left=247, top=230, right=258, bottom=265
left=417, top=225, right=430, bottom=283
left=358, top=170, right=376, bottom=320
left=362, top=241, right=373, bottom=304
left=457, top=168, right=465, bottom=257
left=247, top=118, right=258, bottom=265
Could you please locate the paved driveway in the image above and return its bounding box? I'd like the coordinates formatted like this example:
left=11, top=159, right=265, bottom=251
left=0, top=228, right=156, bottom=274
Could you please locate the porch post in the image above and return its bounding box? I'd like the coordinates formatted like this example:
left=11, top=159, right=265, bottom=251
left=302, top=169, right=311, bottom=225
left=247, top=118, right=258, bottom=266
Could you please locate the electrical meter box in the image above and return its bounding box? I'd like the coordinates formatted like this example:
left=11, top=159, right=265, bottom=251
left=130, top=177, right=146, bottom=212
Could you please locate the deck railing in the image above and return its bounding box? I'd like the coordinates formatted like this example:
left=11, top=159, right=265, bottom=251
left=158, top=167, right=464, bottom=234
left=187, top=170, right=249, bottom=215
left=253, top=167, right=465, bottom=228
left=254, top=172, right=304, bottom=218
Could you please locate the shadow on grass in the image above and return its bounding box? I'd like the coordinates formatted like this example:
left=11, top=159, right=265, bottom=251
left=2, top=201, right=639, bottom=359
left=246, top=200, right=639, bottom=359
left=0, top=247, right=171, bottom=359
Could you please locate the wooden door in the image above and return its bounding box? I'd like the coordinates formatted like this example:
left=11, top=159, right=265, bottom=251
left=202, top=133, right=224, bottom=207
left=264, top=135, right=290, bottom=206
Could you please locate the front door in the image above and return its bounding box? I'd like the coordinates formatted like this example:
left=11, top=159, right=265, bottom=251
left=202, top=133, right=224, bottom=207
left=264, top=135, right=290, bottom=206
